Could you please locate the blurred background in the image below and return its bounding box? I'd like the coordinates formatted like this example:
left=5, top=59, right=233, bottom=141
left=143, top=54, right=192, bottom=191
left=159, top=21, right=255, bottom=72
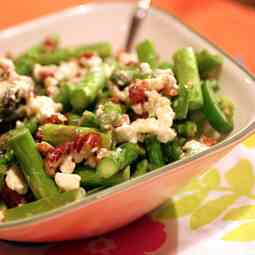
left=0, top=0, right=254, bottom=72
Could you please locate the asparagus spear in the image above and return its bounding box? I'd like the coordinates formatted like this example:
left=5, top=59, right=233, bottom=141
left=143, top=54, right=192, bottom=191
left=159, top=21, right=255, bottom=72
left=97, top=143, right=143, bottom=179
left=136, top=40, right=158, bottom=69
left=202, top=81, right=233, bottom=133
left=110, top=66, right=149, bottom=86
left=0, top=164, right=7, bottom=191
left=77, top=167, right=130, bottom=188
left=0, top=151, right=13, bottom=190
left=97, top=101, right=123, bottom=129
left=70, top=65, right=106, bottom=112
left=158, top=61, right=173, bottom=70
left=110, top=68, right=138, bottom=86
left=67, top=113, right=81, bottom=126
left=144, top=136, right=165, bottom=170
left=15, top=42, right=112, bottom=75
left=175, top=121, right=198, bottom=138
left=172, top=82, right=189, bottom=120
left=72, top=42, right=112, bottom=59
left=34, top=42, right=112, bottom=66
left=80, top=111, right=100, bottom=128
left=4, top=189, right=84, bottom=222
left=67, top=111, right=100, bottom=128
left=54, top=83, right=74, bottom=110
left=122, top=166, right=131, bottom=180
left=174, top=47, right=203, bottom=111
left=39, top=124, right=112, bottom=148
left=196, top=50, right=223, bottom=80
left=133, top=159, right=149, bottom=177
left=8, top=128, right=59, bottom=199
left=163, top=140, right=183, bottom=163
left=0, top=201, right=7, bottom=211
left=17, top=118, right=38, bottom=134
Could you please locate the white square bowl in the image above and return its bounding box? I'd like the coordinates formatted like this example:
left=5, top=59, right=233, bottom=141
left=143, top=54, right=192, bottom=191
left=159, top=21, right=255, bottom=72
left=0, top=1, right=254, bottom=242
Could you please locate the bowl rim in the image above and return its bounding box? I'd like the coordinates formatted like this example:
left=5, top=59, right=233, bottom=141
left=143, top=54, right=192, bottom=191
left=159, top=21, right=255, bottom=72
left=0, top=0, right=254, bottom=230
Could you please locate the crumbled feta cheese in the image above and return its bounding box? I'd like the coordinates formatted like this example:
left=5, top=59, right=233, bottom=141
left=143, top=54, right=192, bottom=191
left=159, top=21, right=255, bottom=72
left=118, top=52, right=138, bottom=65
left=145, top=68, right=177, bottom=91
left=104, top=64, right=113, bottom=78
left=14, top=76, right=34, bottom=97
left=34, top=62, right=79, bottom=96
left=97, top=148, right=112, bottom=160
left=0, top=59, right=34, bottom=101
left=55, top=61, right=79, bottom=81
left=114, top=114, right=130, bottom=127
left=145, top=90, right=175, bottom=127
left=0, top=58, right=15, bottom=70
left=55, top=173, right=81, bottom=192
left=131, top=118, right=176, bottom=143
left=60, top=155, right=76, bottom=174
left=0, top=57, right=16, bottom=80
left=27, top=96, right=62, bottom=121
left=183, top=140, right=209, bottom=156
left=44, top=77, right=59, bottom=96
left=115, top=124, right=138, bottom=143
left=80, top=55, right=102, bottom=68
left=109, top=84, right=128, bottom=102
left=5, top=165, right=28, bottom=195
left=140, top=63, right=152, bottom=75
left=115, top=91, right=176, bottom=143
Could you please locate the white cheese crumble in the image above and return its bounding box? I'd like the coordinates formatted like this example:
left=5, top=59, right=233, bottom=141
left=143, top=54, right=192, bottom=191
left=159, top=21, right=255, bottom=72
left=140, top=63, right=152, bottom=75
left=44, top=77, right=59, bottom=96
left=55, top=173, right=81, bottom=192
left=55, top=61, right=79, bottom=81
left=97, top=148, right=112, bottom=160
left=145, top=68, right=177, bottom=91
left=80, top=55, right=102, bottom=68
left=60, top=155, right=76, bottom=174
left=108, top=83, right=128, bottom=102
left=27, top=96, right=62, bottom=121
left=116, top=91, right=176, bottom=143
left=34, top=62, right=80, bottom=96
left=34, top=62, right=79, bottom=82
left=0, top=57, right=16, bottom=79
left=183, top=140, right=209, bottom=156
left=118, top=52, right=138, bottom=65
left=5, top=165, right=28, bottom=195
left=0, top=58, right=34, bottom=100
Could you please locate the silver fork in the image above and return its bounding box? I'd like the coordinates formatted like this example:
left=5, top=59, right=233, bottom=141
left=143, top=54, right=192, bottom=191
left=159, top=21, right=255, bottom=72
left=125, top=0, right=152, bottom=52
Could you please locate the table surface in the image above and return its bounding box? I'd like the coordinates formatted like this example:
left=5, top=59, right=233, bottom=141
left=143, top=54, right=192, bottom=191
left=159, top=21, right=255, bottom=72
left=1, top=0, right=255, bottom=72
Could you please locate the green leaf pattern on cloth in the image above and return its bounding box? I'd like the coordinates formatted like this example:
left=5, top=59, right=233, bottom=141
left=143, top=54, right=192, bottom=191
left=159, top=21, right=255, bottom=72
left=223, top=222, right=255, bottom=241
left=152, top=142, right=255, bottom=242
left=243, top=134, right=255, bottom=149
left=200, top=168, right=221, bottom=191
left=225, top=159, right=254, bottom=195
left=224, top=205, right=255, bottom=221
left=153, top=190, right=208, bottom=220
left=190, top=194, right=238, bottom=230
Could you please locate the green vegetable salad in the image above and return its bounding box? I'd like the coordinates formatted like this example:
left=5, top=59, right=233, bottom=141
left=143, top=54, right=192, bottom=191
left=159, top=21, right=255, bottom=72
left=0, top=36, right=234, bottom=222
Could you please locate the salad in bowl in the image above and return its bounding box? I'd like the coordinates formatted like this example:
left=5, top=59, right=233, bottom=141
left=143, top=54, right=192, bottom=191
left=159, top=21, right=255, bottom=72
left=0, top=35, right=234, bottom=222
